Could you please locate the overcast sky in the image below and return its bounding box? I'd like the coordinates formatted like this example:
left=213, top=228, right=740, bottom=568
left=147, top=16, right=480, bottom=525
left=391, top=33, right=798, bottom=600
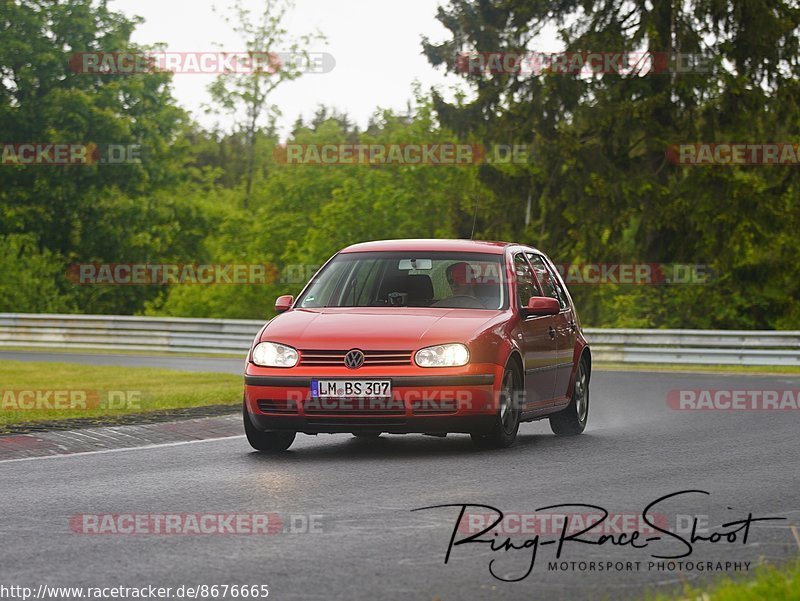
left=108, top=0, right=465, bottom=137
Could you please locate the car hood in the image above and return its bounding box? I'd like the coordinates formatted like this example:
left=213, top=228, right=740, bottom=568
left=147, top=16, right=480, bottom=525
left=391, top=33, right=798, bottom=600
left=261, top=307, right=506, bottom=349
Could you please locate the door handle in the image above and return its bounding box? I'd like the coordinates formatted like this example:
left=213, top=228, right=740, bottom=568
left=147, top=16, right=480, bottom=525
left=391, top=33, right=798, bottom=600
left=548, top=326, right=556, bottom=339
left=569, top=320, right=577, bottom=332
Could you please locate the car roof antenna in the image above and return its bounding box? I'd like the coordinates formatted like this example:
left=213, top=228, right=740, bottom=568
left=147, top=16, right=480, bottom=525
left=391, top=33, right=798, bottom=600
left=469, top=195, right=479, bottom=240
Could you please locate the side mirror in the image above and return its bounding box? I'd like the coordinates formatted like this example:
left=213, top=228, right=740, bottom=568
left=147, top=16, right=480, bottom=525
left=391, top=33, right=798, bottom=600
left=275, top=295, right=294, bottom=313
left=524, top=296, right=560, bottom=316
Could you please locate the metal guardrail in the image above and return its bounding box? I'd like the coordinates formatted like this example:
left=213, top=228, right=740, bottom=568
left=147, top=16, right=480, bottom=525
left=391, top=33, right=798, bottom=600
left=584, top=328, right=800, bottom=366
left=0, top=313, right=261, bottom=355
left=0, top=313, right=798, bottom=366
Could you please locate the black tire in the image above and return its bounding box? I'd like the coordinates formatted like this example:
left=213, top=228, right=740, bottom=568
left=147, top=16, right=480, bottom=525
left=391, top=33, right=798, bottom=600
left=243, top=402, right=296, bottom=452
left=470, top=366, right=522, bottom=449
left=352, top=432, right=382, bottom=439
left=549, top=356, right=589, bottom=436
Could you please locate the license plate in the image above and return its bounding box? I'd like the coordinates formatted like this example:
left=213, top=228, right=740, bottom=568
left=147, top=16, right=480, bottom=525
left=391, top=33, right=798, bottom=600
left=312, top=380, right=392, bottom=398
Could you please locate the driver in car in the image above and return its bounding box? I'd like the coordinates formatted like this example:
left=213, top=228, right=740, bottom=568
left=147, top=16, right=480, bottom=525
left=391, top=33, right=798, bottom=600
left=446, top=261, right=477, bottom=298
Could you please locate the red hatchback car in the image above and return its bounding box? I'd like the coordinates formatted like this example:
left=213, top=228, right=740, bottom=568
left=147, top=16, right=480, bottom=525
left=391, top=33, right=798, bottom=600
left=243, top=239, right=591, bottom=451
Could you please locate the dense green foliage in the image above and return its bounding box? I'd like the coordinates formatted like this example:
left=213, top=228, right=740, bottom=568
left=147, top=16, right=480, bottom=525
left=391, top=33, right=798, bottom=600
left=423, top=0, right=800, bottom=328
left=1, top=0, right=798, bottom=327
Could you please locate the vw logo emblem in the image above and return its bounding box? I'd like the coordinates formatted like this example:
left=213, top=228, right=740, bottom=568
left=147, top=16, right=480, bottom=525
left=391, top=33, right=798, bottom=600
left=344, top=349, right=365, bottom=369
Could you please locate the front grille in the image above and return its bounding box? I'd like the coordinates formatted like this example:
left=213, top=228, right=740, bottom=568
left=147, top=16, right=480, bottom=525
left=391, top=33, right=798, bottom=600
left=257, top=399, right=299, bottom=414
left=299, top=349, right=412, bottom=367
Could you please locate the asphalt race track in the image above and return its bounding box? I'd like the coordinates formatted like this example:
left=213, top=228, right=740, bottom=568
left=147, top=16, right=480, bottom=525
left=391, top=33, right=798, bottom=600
left=1, top=353, right=798, bottom=600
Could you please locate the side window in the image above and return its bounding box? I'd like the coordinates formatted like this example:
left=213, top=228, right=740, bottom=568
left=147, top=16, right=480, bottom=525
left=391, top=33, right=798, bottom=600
left=526, top=253, right=566, bottom=308
left=544, top=259, right=569, bottom=309
left=514, top=253, right=539, bottom=307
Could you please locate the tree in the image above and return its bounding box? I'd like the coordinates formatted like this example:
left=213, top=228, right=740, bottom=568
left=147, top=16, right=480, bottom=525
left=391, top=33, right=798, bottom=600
left=423, top=0, right=800, bottom=328
left=207, top=0, right=324, bottom=208
left=0, top=0, right=208, bottom=314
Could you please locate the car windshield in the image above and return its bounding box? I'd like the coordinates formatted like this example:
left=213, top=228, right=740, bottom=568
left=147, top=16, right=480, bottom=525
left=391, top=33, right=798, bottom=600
left=297, top=252, right=507, bottom=310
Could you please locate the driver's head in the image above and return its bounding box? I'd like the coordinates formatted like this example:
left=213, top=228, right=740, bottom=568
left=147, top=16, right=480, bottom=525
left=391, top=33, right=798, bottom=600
left=446, top=262, right=473, bottom=295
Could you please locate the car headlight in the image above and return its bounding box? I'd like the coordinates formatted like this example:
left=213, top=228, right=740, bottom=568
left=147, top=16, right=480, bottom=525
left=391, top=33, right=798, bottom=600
left=414, top=343, right=470, bottom=368
left=251, top=342, right=299, bottom=368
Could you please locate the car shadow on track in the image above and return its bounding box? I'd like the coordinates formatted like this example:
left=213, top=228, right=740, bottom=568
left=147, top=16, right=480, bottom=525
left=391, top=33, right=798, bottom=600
left=243, top=431, right=600, bottom=462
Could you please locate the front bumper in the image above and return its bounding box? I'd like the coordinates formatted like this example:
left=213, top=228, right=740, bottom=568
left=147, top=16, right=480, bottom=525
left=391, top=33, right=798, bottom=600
left=244, top=365, right=503, bottom=435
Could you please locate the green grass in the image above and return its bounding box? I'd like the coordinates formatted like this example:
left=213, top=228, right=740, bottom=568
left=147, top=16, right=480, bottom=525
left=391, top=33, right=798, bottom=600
left=647, top=559, right=800, bottom=600
left=596, top=362, right=800, bottom=376
left=0, top=360, right=243, bottom=426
